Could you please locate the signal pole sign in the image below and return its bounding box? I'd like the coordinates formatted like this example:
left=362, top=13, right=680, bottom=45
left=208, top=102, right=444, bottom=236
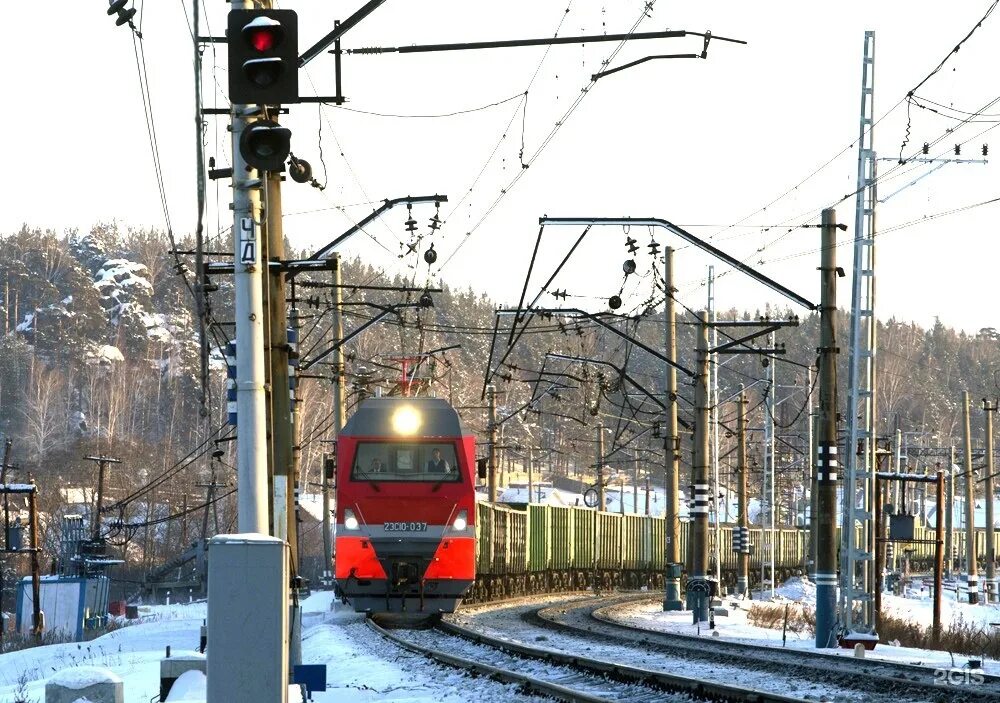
left=239, top=217, right=257, bottom=266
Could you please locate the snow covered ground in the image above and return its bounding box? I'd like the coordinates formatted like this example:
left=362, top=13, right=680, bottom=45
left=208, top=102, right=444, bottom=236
left=0, top=592, right=545, bottom=703
left=604, top=576, right=1000, bottom=674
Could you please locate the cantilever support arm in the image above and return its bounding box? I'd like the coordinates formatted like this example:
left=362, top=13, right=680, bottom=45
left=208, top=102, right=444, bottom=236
left=539, top=217, right=818, bottom=310
left=498, top=307, right=695, bottom=378
left=301, top=302, right=422, bottom=369
left=309, top=195, right=448, bottom=259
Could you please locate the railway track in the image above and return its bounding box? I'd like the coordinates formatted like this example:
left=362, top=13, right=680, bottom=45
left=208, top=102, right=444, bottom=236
left=512, top=593, right=1000, bottom=703
left=368, top=616, right=805, bottom=703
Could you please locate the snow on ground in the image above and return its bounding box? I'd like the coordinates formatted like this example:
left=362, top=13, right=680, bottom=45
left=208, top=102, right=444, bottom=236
left=880, top=576, right=1000, bottom=630
left=0, top=593, right=545, bottom=703
left=605, top=576, right=999, bottom=674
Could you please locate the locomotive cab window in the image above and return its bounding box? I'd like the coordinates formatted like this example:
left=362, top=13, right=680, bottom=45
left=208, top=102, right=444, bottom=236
left=352, top=443, right=461, bottom=482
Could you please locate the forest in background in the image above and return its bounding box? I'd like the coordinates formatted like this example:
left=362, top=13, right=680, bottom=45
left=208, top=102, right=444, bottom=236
left=0, top=223, right=997, bottom=591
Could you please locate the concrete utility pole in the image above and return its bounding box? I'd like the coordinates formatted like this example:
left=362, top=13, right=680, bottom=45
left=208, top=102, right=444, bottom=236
left=963, top=391, right=978, bottom=603
left=84, top=455, right=122, bottom=541
left=815, top=208, right=840, bottom=648
left=232, top=0, right=269, bottom=536
left=324, top=254, right=346, bottom=585
left=737, top=387, right=750, bottom=597
left=806, top=366, right=816, bottom=580
left=663, top=247, right=683, bottom=611
left=764, top=330, right=776, bottom=599
left=527, top=449, right=534, bottom=505
left=487, top=385, right=499, bottom=502
left=633, top=456, right=640, bottom=516
left=946, top=445, right=955, bottom=576
left=687, top=311, right=712, bottom=624
left=707, top=265, right=722, bottom=587
left=986, top=400, right=998, bottom=603
left=596, top=421, right=606, bottom=512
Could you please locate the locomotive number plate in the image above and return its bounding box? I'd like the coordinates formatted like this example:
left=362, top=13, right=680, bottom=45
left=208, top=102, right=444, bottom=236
left=384, top=521, right=428, bottom=532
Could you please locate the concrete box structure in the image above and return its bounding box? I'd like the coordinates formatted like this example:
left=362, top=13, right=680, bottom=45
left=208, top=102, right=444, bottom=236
left=45, top=666, right=124, bottom=703
left=161, top=652, right=207, bottom=701
left=207, top=534, right=288, bottom=703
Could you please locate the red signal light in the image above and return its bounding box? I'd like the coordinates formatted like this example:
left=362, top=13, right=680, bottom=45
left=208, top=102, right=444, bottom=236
left=249, top=29, right=276, bottom=53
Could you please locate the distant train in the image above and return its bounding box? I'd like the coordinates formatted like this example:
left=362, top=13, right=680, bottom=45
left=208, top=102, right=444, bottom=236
left=334, top=397, right=477, bottom=614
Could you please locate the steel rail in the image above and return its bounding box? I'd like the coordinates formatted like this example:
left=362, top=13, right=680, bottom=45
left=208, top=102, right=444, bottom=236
left=526, top=595, right=1000, bottom=702
left=366, top=618, right=612, bottom=703
left=433, top=618, right=806, bottom=703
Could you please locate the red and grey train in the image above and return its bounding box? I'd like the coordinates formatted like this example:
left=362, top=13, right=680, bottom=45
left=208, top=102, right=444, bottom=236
left=334, top=397, right=477, bottom=614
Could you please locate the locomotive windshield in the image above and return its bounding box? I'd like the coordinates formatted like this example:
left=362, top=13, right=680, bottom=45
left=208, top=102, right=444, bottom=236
left=352, top=442, right=461, bottom=483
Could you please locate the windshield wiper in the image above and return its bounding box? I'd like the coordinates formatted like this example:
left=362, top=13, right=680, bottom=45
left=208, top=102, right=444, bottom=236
left=353, top=467, right=381, bottom=491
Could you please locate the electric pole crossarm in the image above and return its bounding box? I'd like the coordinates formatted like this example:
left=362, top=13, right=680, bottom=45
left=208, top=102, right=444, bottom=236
left=298, top=0, right=386, bottom=67
left=710, top=323, right=793, bottom=355
left=348, top=29, right=746, bottom=55
left=499, top=307, right=695, bottom=378
left=539, top=217, right=818, bottom=310
left=308, top=194, right=447, bottom=260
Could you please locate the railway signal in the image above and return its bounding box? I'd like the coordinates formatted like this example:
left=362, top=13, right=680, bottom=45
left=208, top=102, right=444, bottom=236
left=239, top=119, right=291, bottom=172
left=227, top=9, right=299, bottom=105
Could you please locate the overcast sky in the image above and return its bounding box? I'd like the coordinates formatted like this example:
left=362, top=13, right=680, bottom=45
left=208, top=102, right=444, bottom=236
left=5, top=1, right=998, bottom=333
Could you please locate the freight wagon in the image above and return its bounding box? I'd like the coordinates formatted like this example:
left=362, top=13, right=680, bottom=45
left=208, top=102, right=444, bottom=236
left=468, top=502, right=808, bottom=602
left=467, top=503, right=1000, bottom=603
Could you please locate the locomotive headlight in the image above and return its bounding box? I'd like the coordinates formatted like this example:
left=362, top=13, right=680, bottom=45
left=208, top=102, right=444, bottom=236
left=344, top=508, right=359, bottom=530
left=391, top=405, right=422, bottom=435
left=452, top=509, right=468, bottom=531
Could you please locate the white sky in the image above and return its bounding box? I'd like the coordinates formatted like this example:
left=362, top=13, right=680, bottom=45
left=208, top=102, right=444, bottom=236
left=4, top=1, right=998, bottom=332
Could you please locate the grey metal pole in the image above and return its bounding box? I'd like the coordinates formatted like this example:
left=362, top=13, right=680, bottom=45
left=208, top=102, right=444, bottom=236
left=324, top=254, right=345, bottom=586
left=946, top=445, right=955, bottom=577
left=596, top=422, right=606, bottom=512
left=963, top=391, right=978, bottom=603
left=662, top=247, right=683, bottom=611
left=986, top=401, right=997, bottom=603
left=815, top=208, right=840, bottom=648
left=737, top=387, right=749, bottom=597
left=687, top=311, right=711, bottom=623
left=232, top=4, right=268, bottom=534
left=488, top=385, right=498, bottom=502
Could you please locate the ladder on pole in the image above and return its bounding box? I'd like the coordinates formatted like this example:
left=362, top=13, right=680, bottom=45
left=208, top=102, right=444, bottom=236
left=841, top=30, right=878, bottom=637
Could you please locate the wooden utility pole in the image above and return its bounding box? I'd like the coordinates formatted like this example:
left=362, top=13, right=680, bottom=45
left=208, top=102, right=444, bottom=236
left=736, top=387, right=750, bottom=597
left=963, top=391, right=978, bottom=603
left=1, top=439, right=11, bottom=549
left=814, top=208, right=840, bottom=648
left=984, top=400, right=997, bottom=603
left=487, top=385, right=499, bottom=502
left=662, top=246, right=683, bottom=611
left=84, top=455, right=122, bottom=541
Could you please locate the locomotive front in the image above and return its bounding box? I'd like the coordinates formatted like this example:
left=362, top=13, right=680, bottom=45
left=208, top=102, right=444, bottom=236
left=334, top=397, right=476, bottom=614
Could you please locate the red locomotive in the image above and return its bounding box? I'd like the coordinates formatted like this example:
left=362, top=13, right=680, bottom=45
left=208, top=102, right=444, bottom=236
left=334, top=397, right=477, bottom=614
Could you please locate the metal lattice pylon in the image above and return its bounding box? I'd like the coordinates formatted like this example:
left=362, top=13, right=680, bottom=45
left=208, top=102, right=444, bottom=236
left=841, top=30, right=878, bottom=636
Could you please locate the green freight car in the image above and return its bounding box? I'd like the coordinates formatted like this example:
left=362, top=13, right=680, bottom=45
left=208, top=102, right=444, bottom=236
left=468, top=502, right=809, bottom=603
